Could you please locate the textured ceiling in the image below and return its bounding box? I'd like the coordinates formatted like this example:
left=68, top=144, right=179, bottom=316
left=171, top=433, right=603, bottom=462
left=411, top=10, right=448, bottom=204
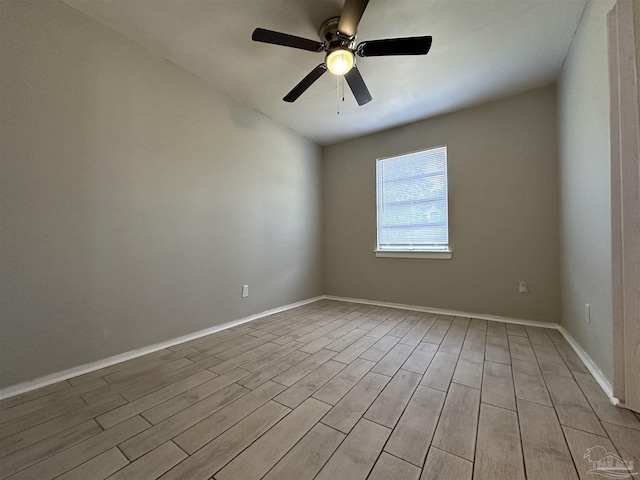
left=62, top=0, right=587, bottom=145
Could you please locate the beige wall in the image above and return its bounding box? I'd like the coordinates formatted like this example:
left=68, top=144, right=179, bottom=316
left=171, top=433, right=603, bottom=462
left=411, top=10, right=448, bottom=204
left=323, top=85, right=560, bottom=323
left=0, top=0, right=322, bottom=389
left=557, top=0, right=615, bottom=382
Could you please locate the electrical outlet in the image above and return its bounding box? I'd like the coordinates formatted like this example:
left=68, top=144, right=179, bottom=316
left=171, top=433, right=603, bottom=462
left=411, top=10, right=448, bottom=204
left=585, top=303, right=591, bottom=323
left=242, top=285, right=249, bottom=298
left=518, top=281, right=529, bottom=293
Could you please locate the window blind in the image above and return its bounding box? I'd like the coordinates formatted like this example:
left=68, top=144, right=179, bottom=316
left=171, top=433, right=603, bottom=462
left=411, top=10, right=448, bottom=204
left=376, top=146, right=449, bottom=251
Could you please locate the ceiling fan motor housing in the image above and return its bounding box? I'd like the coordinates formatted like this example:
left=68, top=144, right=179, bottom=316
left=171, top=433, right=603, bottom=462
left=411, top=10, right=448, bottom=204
left=319, top=17, right=355, bottom=52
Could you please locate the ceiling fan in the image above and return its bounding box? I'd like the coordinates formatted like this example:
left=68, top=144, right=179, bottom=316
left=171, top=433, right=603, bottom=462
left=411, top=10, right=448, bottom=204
left=251, top=0, right=433, bottom=106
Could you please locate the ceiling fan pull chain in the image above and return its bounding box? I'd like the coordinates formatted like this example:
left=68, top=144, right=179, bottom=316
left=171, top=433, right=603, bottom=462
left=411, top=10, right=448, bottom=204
left=336, top=75, right=347, bottom=115
left=336, top=75, right=341, bottom=115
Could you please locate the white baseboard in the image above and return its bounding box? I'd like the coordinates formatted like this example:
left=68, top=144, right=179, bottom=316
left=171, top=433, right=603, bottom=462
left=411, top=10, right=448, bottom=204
left=556, top=326, right=617, bottom=405
left=324, top=295, right=617, bottom=404
left=0, top=296, right=323, bottom=400
left=3, top=293, right=617, bottom=408
left=322, top=295, right=560, bottom=329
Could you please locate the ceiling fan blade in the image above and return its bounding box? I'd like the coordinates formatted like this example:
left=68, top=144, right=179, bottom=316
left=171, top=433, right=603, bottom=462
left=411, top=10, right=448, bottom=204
left=252, top=28, right=324, bottom=52
left=283, top=64, right=327, bottom=102
left=337, top=0, right=369, bottom=37
left=344, top=65, right=372, bottom=106
left=357, top=36, right=433, bottom=57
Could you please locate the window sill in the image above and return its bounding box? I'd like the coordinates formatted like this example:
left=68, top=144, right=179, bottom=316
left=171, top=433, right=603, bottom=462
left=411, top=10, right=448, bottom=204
left=374, top=249, right=452, bottom=259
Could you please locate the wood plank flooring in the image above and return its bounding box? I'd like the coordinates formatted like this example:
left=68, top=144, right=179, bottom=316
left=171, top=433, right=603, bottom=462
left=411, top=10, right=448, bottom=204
left=2, top=299, right=640, bottom=480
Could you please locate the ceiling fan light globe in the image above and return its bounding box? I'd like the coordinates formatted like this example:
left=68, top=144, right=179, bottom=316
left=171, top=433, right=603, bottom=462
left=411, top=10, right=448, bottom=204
left=326, top=49, right=355, bottom=76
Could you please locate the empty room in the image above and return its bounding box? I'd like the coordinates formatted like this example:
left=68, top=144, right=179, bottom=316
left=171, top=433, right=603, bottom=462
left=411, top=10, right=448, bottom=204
left=1, top=0, right=639, bottom=479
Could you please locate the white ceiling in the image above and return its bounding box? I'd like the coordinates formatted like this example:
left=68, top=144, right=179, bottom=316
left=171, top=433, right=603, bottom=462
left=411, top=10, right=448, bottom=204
left=62, top=0, right=587, bottom=145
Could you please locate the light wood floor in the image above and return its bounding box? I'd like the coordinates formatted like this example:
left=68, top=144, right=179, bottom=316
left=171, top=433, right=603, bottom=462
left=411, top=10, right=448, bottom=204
left=2, top=300, right=640, bottom=480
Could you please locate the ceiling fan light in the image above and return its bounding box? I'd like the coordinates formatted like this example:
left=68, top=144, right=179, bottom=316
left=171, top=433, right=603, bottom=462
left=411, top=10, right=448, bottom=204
left=326, top=48, right=355, bottom=76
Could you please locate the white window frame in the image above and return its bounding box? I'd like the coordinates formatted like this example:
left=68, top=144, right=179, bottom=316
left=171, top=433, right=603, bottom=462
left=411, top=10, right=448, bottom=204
left=374, top=145, right=452, bottom=259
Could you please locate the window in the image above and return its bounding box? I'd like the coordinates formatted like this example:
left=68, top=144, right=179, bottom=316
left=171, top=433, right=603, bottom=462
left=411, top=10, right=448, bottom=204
left=375, top=145, right=451, bottom=259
